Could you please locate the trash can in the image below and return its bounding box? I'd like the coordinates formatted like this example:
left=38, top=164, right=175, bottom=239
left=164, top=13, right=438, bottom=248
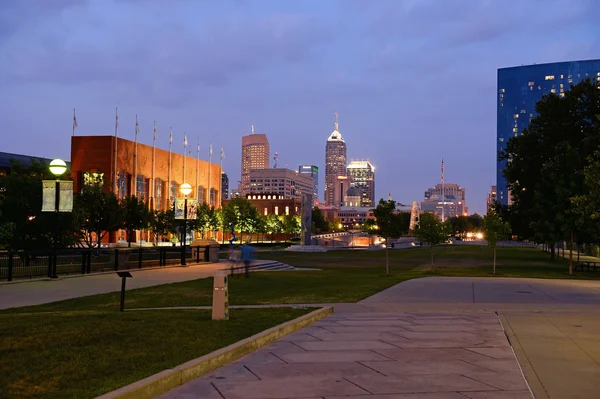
left=191, top=239, right=220, bottom=263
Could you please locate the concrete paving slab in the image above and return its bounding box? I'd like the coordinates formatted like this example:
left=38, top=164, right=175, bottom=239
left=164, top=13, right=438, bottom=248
left=460, top=392, right=533, bottom=399
left=248, top=362, right=380, bottom=379
left=213, top=375, right=369, bottom=399
left=158, top=382, right=223, bottom=399
left=278, top=349, right=393, bottom=363
left=346, top=373, right=497, bottom=394
left=467, top=371, right=530, bottom=391
left=325, top=394, right=469, bottom=399
left=465, top=347, right=516, bottom=359
left=361, top=359, right=492, bottom=376
left=372, top=348, right=496, bottom=361
left=309, top=331, right=409, bottom=342
left=295, top=340, right=400, bottom=351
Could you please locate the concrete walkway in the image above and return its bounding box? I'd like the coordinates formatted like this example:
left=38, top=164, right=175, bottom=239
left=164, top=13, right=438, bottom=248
left=0, top=262, right=226, bottom=309
left=159, top=311, right=532, bottom=399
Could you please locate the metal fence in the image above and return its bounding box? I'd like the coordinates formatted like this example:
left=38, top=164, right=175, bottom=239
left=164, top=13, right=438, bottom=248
left=0, top=245, right=212, bottom=282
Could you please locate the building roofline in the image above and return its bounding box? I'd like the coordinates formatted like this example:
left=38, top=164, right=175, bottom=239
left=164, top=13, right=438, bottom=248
left=498, top=58, right=600, bottom=71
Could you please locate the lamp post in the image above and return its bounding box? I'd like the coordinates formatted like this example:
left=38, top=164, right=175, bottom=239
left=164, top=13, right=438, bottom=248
left=49, top=159, right=67, bottom=278
left=180, top=183, right=192, bottom=266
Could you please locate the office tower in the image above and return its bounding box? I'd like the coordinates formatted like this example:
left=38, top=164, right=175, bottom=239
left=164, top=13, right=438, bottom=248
left=497, top=59, right=600, bottom=205
left=421, top=183, right=467, bottom=219
left=298, top=165, right=318, bottom=203
left=248, top=168, right=314, bottom=201
left=486, top=185, right=497, bottom=213
left=324, top=113, right=347, bottom=206
left=346, top=160, right=375, bottom=208
left=241, top=126, right=269, bottom=195
left=221, top=172, right=229, bottom=200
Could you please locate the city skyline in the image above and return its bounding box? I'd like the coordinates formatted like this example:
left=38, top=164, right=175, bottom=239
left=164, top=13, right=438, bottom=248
left=1, top=0, right=598, bottom=214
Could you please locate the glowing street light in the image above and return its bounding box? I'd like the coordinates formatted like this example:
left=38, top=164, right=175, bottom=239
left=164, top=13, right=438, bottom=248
left=49, top=159, right=67, bottom=177
left=47, top=158, right=68, bottom=278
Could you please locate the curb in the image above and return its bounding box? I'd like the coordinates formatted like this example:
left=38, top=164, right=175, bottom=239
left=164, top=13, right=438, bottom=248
left=498, top=312, right=547, bottom=399
left=95, top=306, right=333, bottom=399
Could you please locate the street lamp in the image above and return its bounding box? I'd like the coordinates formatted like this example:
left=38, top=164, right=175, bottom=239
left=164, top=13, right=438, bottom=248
left=49, top=159, right=67, bottom=278
left=180, top=183, right=192, bottom=266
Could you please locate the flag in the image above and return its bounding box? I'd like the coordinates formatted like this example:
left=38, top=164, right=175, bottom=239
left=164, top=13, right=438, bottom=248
left=115, top=107, right=119, bottom=136
left=153, top=121, right=156, bottom=140
left=73, top=109, right=78, bottom=129
left=169, top=127, right=172, bottom=144
left=441, top=157, right=445, bottom=182
left=209, top=142, right=213, bottom=156
left=197, top=138, right=200, bottom=154
left=135, top=115, right=140, bottom=143
left=184, top=132, right=188, bottom=147
left=220, top=146, right=225, bottom=159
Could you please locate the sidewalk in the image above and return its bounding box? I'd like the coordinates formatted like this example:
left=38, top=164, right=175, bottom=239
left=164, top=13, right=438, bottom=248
left=0, top=262, right=226, bottom=310
left=159, top=311, right=532, bottom=399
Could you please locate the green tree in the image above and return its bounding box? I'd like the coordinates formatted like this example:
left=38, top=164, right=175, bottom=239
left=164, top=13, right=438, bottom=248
left=414, top=212, right=450, bottom=273
left=265, top=214, right=284, bottom=242
left=73, top=182, right=124, bottom=248
left=311, top=207, right=328, bottom=233
left=149, top=209, right=176, bottom=243
left=121, top=196, right=150, bottom=247
left=483, top=211, right=511, bottom=274
left=222, top=197, right=260, bottom=243
left=283, top=214, right=301, bottom=235
left=373, top=199, right=403, bottom=275
left=0, top=158, right=76, bottom=250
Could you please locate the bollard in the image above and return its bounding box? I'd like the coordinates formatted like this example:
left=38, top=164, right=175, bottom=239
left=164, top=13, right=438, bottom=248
left=212, top=272, right=229, bottom=320
left=116, top=271, right=133, bottom=312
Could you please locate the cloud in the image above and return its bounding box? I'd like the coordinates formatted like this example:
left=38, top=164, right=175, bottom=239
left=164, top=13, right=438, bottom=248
left=0, top=3, right=333, bottom=106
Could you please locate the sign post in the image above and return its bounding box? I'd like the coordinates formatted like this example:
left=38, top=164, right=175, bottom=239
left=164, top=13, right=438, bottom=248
left=116, top=271, right=133, bottom=312
left=212, top=271, right=229, bottom=320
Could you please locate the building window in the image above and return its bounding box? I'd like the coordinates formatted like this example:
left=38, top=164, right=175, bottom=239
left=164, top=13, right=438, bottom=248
left=264, top=207, right=268, bottom=216
left=275, top=206, right=279, bottom=216
left=545, top=75, right=555, bottom=80
left=197, top=186, right=205, bottom=203
left=210, top=188, right=216, bottom=206
left=170, top=181, right=179, bottom=202
left=117, top=171, right=128, bottom=199
left=155, top=178, right=164, bottom=211
left=285, top=206, right=290, bottom=216
left=136, top=175, right=147, bottom=202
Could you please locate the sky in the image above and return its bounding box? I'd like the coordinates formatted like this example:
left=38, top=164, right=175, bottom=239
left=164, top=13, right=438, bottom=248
left=1, top=0, right=598, bottom=215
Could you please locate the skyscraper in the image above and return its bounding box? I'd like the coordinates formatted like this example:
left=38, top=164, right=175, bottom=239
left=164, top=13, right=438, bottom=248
left=298, top=165, right=318, bottom=203
left=324, top=113, right=347, bottom=206
left=421, top=183, right=467, bottom=219
left=346, top=160, right=375, bottom=208
left=241, top=126, right=269, bottom=195
left=221, top=172, right=229, bottom=200
left=497, top=59, right=600, bottom=205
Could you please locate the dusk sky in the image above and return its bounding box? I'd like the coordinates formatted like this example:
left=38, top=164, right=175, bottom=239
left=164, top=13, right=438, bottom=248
left=1, top=0, right=598, bottom=214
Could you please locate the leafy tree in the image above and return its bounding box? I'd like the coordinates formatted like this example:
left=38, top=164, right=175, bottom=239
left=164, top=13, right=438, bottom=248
left=265, top=214, right=284, bottom=242
left=283, top=214, right=301, bottom=235
left=222, top=197, right=260, bottom=243
left=312, top=207, right=328, bottom=233
left=121, top=196, right=151, bottom=247
left=73, top=182, right=124, bottom=248
left=0, top=158, right=77, bottom=250
left=500, top=79, right=600, bottom=267
left=483, top=211, right=511, bottom=274
left=414, top=212, right=450, bottom=273
left=373, top=199, right=403, bottom=275
left=149, top=209, right=176, bottom=243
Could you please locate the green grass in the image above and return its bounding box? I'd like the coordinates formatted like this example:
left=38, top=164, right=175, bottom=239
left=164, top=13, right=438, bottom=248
left=7, top=245, right=597, bottom=315
left=0, top=308, right=311, bottom=399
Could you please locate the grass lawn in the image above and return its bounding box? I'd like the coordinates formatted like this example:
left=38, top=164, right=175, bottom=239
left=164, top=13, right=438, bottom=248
left=0, top=307, right=311, bottom=399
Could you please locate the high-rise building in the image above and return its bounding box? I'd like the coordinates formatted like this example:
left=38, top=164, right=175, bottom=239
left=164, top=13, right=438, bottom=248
left=324, top=114, right=347, bottom=206
left=241, top=126, right=269, bottom=195
left=421, top=183, right=467, bottom=220
left=298, top=165, right=318, bottom=203
left=346, top=160, right=375, bottom=208
left=248, top=168, right=314, bottom=201
left=497, top=59, right=600, bottom=205
left=486, top=185, right=497, bottom=214
left=221, top=172, right=229, bottom=200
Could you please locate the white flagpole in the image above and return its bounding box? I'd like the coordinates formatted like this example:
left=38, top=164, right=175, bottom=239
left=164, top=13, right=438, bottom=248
left=72, top=108, right=78, bottom=136
left=152, top=121, right=156, bottom=210
left=114, top=107, right=119, bottom=195
left=441, top=156, right=445, bottom=223
left=219, top=146, right=224, bottom=207
left=133, top=115, right=139, bottom=197
left=208, top=142, right=213, bottom=206
left=183, top=133, right=188, bottom=185
left=196, top=138, right=199, bottom=203
left=168, top=127, right=172, bottom=203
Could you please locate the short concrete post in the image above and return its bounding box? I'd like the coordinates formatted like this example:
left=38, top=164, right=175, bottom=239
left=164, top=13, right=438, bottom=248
left=212, top=271, right=229, bottom=320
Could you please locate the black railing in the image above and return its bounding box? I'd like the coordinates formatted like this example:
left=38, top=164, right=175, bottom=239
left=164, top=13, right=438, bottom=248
left=0, top=245, right=213, bottom=282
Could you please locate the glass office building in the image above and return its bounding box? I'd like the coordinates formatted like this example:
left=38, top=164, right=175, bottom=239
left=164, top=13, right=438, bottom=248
left=497, top=59, right=600, bottom=205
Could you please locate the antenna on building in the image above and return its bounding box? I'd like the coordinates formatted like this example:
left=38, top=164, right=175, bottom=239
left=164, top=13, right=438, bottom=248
left=273, top=152, right=279, bottom=168
left=334, top=112, right=339, bottom=131
left=251, top=124, right=255, bottom=134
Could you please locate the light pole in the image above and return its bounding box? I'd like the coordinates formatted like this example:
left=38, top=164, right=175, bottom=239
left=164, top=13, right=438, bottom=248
left=48, top=159, right=67, bottom=278
left=180, top=183, right=192, bottom=266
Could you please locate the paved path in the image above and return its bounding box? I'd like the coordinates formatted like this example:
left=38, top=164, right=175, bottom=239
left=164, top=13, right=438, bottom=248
left=159, top=311, right=532, bottom=399
left=0, top=263, right=226, bottom=310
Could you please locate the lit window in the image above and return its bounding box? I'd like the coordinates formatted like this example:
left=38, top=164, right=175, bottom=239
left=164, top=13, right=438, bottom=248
left=513, top=128, right=518, bottom=132
left=550, top=89, right=556, bottom=93
left=560, top=74, right=564, bottom=79
left=275, top=206, right=279, bottom=215
left=528, top=82, right=534, bottom=86
left=513, top=114, right=519, bottom=118
left=499, top=138, right=504, bottom=142
left=545, top=75, right=555, bottom=80
left=560, top=84, right=564, bottom=88
left=264, top=207, right=268, bottom=216
left=560, top=93, right=565, bottom=98
left=285, top=206, right=290, bottom=215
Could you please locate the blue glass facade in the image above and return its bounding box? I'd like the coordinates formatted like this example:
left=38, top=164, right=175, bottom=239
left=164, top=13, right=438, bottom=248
left=497, top=59, right=600, bottom=205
